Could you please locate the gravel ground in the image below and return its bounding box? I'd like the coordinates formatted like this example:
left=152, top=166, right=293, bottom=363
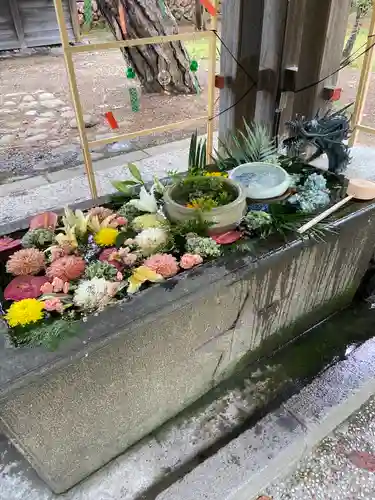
left=0, top=28, right=219, bottom=182
left=263, top=395, right=375, bottom=500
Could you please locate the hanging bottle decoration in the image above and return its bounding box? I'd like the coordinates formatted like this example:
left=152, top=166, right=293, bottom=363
left=126, top=67, right=140, bottom=112
left=83, top=0, right=93, bottom=27
left=190, top=60, right=200, bottom=95
left=158, top=69, right=172, bottom=87
left=158, top=0, right=167, bottom=17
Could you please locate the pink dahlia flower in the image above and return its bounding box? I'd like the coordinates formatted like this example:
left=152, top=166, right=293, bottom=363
left=144, top=254, right=179, bottom=278
left=99, top=247, right=123, bottom=271
left=40, top=277, right=69, bottom=294
left=43, top=298, right=64, bottom=313
left=88, top=206, right=114, bottom=222
left=40, top=281, right=54, bottom=294
left=4, top=276, right=49, bottom=301
left=46, top=256, right=85, bottom=281
left=50, top=245, right=69, bottom=262
left=180, top=254, right=203, bottom=270
left=116, top=216, right=127, bottom=226
left=6, top=248, right=46, bottom=276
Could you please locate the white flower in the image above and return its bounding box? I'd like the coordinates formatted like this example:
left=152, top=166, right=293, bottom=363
left=128, top=187, right=158, bottom=213
left=135, top=228, right=168, bottom=256
left=73, top=278, right=114, bottom=311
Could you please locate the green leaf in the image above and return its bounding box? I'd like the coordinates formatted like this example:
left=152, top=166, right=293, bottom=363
left=115, top=231, right=128, bottom=248
left=112, top=180, right=138, bottom=194
left=128, top=163, right=144, bottom=183
left=188, top=130, right=208, bottom=174
left=153, top=175, right=165, bottom=194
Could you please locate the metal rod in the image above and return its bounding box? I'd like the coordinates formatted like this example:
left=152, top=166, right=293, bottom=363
left=350, top=0, right=375, bottom=146
left=53, top=0, right=98, bottom=198
left=88, top=116, right=208, bottom=148
left=206, top=2, right=218, bottom=163
left=68, top=31, right=212, bottom=53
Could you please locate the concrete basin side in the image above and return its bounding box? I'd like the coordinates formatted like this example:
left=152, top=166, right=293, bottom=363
left=0, top=201, right=375, bottom=493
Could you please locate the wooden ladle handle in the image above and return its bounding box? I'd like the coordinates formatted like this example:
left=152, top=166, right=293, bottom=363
left=297, top=195, right=354, bottom=234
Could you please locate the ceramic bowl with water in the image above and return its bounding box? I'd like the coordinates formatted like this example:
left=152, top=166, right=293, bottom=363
left=229, top=162, right=291, bottom=200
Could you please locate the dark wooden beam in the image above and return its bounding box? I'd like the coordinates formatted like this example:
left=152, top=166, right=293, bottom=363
left=293, top=0, right=351, bottom=119
left=277, top=0, right=307, bottom=137
left=255, top=0, right=289, bottom=130
left=8, top=0, right=26, bottom=49
left=218, top=0, right=265, bottom=139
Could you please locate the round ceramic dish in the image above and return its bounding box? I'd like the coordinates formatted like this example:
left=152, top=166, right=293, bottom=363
left=229, top=162, right=291, bottom=200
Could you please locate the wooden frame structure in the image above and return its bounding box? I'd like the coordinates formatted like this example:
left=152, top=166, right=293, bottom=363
left=53, top=0, right=218, bottom=199
left=350, top=0, right=375, bottom=146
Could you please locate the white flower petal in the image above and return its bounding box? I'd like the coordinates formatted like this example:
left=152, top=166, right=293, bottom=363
left=128, top=187, right=158, bottom=213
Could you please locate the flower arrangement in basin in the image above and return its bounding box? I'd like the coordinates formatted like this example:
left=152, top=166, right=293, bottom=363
left=0, top=124, right=343, bottom=352
left=163, top=175, right=247, bottom=234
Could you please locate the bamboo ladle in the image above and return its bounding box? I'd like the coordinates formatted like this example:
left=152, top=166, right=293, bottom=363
left=298, top=178, right=375, bottom=234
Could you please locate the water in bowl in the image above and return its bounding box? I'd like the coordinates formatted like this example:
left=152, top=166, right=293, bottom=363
left=236, top=171, right=282, bottom=189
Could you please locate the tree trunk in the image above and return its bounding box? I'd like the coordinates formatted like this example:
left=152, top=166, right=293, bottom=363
left=342, top=8, right=362, bottom=60
left=97, top=0, right=198, bottom=94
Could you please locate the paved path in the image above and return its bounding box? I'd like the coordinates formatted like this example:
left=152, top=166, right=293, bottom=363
left=0, top=141, right=374, bottom=226
left=263, top=395, right=375, bottom=499
left=0, top=137, right=193, bottom=225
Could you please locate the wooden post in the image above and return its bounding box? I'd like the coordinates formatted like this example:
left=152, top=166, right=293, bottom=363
left=53, top=0, right=98, bottom=199
left=206, top=0, right=218, bottom=162
left=218, top=0, right=265, bottom=139
left=255, top=0, right=289, bottom=129
left=293, top=0, right=351, bottom=119
left=350, top=0, right=375, bottom=146
left=277, top=0, right=307, bottom=137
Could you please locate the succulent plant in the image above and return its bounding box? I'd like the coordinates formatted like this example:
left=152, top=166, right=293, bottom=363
left=21, top=229, right=55, bottom=249
left=118, top=202, right=144, bottom=222
left=185, top=236, right=221, bottom=258
left=288, top=173, right=330, bottom=213
left=240, top=211, right=272, bottom=233
left=84, top=261, right=118, bottom=281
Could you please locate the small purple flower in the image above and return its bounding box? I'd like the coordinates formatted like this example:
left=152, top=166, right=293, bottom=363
left=84, top=236, right=100, bottom=263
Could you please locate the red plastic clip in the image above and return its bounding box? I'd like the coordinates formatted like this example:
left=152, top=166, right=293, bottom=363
left=105, top=111, right=119, bottom=130
left=199, top=0, right=217, bottom=16
left=323, top=86, right=342, bottom=102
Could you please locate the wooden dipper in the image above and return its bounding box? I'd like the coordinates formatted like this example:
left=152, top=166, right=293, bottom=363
left=298, top=178, right=375, bottom=234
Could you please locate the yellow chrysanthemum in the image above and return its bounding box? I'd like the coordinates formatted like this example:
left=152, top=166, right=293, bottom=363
left=5, top=299, right=44, bottom=328
left=203, top=171, right=228, bottom=177
left=186, top=201, right=202, bottom=209
left=94, top=228, right=119, bottom=247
